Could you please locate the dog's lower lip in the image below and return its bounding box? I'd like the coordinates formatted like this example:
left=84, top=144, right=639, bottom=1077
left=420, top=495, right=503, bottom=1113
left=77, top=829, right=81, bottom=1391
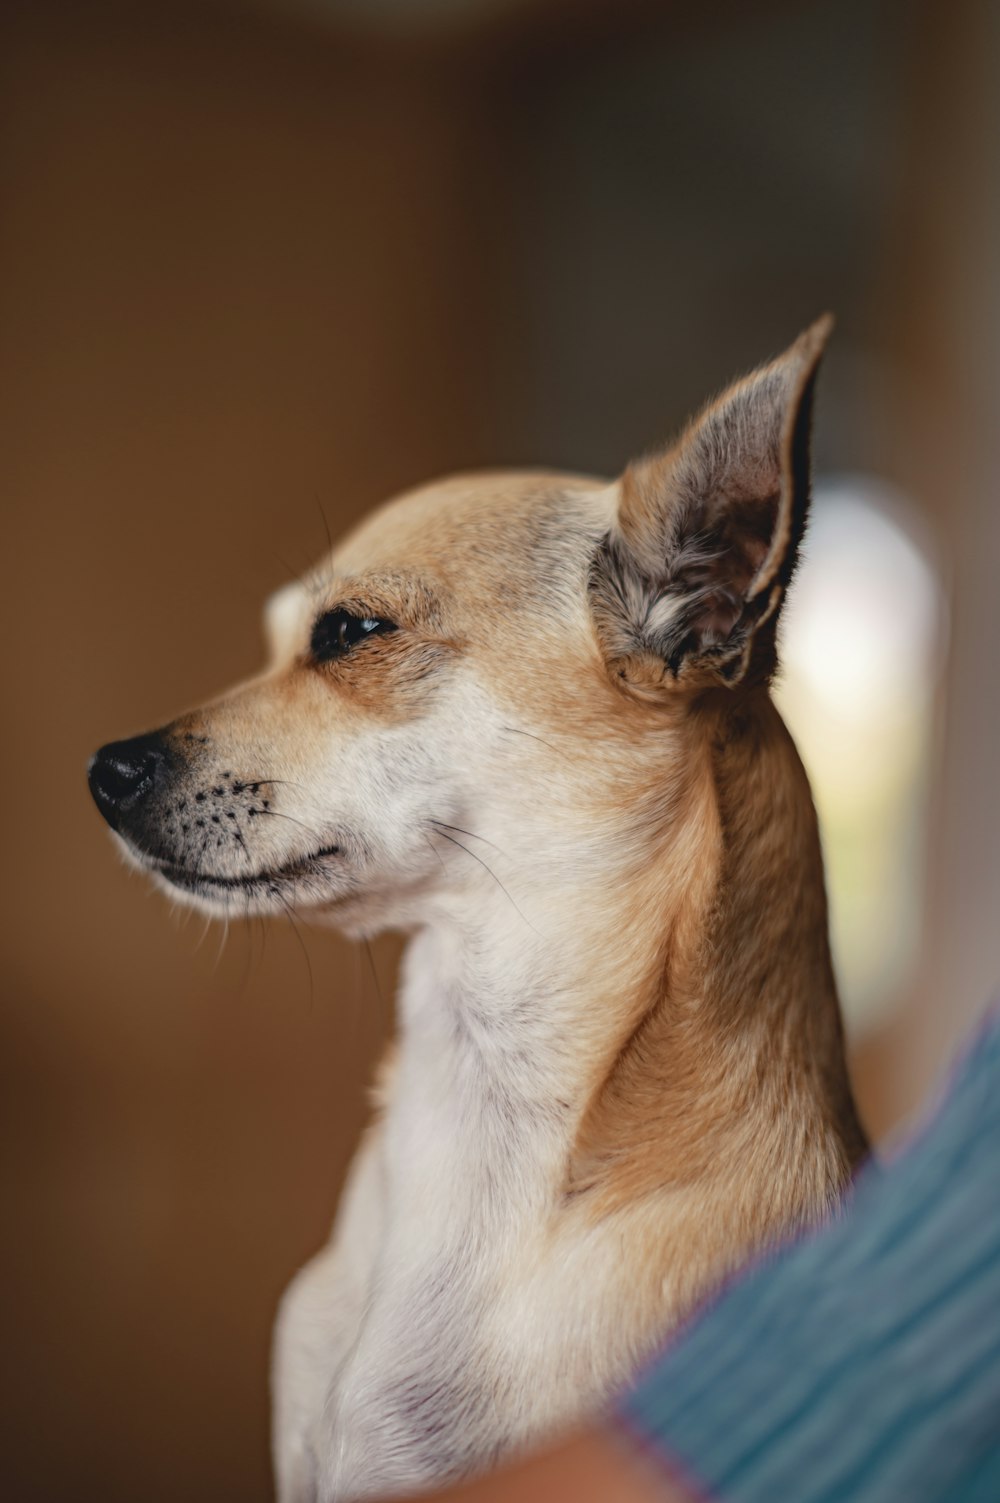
left=152, top=843, right=341, bottom=891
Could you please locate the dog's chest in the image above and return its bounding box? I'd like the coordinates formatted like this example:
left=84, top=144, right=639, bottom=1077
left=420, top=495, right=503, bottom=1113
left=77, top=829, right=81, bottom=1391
left=288, top=960, right=654, bottom=1499
left=319, top=1106, right=554, bottom=1492
left=301, top=1104, right=618, bottom=1496
left=312, top=1221, right=630, bottom=1502
left=320, top=1255, right=503, bottom=1497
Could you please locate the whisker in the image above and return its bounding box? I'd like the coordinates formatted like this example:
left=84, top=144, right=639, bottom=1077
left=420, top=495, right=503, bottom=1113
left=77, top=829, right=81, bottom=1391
left=428, top=827, right=538, bottom=934
left=213, top=910, right=230, bottom=972
left=236, top=891, right=254, bottom=997
left=274, top=888, right=315, bottom=1007
left=316, top=495, right=334, bottom=556
left=242, top=777, right=306, bottom=790
left=429, top=819, right=504, bottom=855
left=348, top=940, right=363, bottom=1047
left=421, top=830, right=448, bottom=874
left=363, top=937, right=389, bottom=1026
left=195, top=912, right=213, bottom=952
left=501, top=724, right=571, bottom=760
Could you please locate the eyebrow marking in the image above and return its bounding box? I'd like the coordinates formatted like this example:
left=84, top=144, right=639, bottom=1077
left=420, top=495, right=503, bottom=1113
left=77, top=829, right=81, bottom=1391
left=263, top=582, right=309, bottom=659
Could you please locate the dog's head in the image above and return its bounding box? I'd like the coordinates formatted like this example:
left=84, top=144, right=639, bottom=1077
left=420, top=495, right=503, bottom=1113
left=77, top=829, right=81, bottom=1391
left=89, top=320, right=829, bottom=932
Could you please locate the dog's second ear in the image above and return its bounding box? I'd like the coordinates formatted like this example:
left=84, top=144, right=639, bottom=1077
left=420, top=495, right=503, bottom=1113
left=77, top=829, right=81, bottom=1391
left=591, top=317, right=832, bottom=695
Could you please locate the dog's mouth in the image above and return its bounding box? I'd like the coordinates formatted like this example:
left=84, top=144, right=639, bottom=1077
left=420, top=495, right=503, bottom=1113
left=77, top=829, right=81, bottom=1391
left=140, top=842, right=343, bottom=898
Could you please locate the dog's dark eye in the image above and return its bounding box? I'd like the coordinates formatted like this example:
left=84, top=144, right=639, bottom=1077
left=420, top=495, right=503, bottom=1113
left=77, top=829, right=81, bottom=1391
left=310, top=608, right=397, bottom=663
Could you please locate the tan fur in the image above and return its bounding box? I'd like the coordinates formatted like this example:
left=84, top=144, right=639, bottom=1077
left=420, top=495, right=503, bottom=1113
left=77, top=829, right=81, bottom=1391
left=568, top=693, right=864, bottom=1217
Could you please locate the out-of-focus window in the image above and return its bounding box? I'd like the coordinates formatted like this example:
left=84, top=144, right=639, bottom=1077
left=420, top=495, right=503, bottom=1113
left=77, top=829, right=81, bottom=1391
left=775, top=478, right=947, bottom=1032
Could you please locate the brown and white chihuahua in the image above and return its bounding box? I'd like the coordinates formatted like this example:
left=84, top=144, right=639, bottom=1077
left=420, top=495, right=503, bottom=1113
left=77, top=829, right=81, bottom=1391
left=89, top=317, right=867, bottom=1501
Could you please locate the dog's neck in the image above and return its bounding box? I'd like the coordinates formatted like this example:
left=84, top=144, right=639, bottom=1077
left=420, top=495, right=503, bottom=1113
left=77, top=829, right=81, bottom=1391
left=385, top=905, right=619, bottom=1231
left=383, top=690, right=864, bottom=1241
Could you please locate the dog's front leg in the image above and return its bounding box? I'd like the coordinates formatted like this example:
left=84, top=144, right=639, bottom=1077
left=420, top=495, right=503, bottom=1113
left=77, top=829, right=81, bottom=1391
left=272, top=1121, right=387, bottom=1503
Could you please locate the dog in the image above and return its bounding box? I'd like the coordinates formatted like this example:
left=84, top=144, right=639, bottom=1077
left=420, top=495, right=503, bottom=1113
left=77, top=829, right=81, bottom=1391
left=89, top=317, right=867, bottom=1501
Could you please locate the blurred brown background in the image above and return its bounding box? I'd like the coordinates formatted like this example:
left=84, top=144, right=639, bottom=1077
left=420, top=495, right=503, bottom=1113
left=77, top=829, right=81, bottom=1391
left=1, top=1, right=997, bottom=1499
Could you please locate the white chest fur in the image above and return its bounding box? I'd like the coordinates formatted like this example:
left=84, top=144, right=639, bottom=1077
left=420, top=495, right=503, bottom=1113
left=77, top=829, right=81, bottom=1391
left=273, top=922, right=677, bottom=1502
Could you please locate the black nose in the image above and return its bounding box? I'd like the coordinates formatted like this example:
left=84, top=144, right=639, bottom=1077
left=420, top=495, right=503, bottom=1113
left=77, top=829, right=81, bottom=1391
left=88, top=733, right=169, bottom=829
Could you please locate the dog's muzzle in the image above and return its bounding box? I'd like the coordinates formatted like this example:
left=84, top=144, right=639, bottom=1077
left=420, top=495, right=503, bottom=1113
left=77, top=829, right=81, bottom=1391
left=88, top=731, right=172, bottom=836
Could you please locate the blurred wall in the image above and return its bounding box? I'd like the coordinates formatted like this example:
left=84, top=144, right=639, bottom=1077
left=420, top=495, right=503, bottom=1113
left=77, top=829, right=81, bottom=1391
left=1, top=1, right=996, bottom=1499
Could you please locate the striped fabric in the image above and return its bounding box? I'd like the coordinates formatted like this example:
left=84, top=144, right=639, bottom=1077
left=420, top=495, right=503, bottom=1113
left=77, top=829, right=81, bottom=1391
left=615, top=1011, right=1000, bottom=1503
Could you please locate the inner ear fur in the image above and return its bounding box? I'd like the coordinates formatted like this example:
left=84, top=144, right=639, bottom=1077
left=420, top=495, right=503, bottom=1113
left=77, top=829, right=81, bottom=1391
left=591, top=316, right=832, bottom=695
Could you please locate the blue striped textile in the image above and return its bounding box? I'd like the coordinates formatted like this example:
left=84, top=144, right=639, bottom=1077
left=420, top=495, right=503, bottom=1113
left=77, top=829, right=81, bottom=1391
left=615, top=1012, right=1000, bottom=1502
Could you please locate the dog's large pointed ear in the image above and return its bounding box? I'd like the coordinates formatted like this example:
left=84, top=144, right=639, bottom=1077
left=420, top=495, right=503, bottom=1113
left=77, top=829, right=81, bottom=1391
left=591, top=317, right=832, bottom=694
